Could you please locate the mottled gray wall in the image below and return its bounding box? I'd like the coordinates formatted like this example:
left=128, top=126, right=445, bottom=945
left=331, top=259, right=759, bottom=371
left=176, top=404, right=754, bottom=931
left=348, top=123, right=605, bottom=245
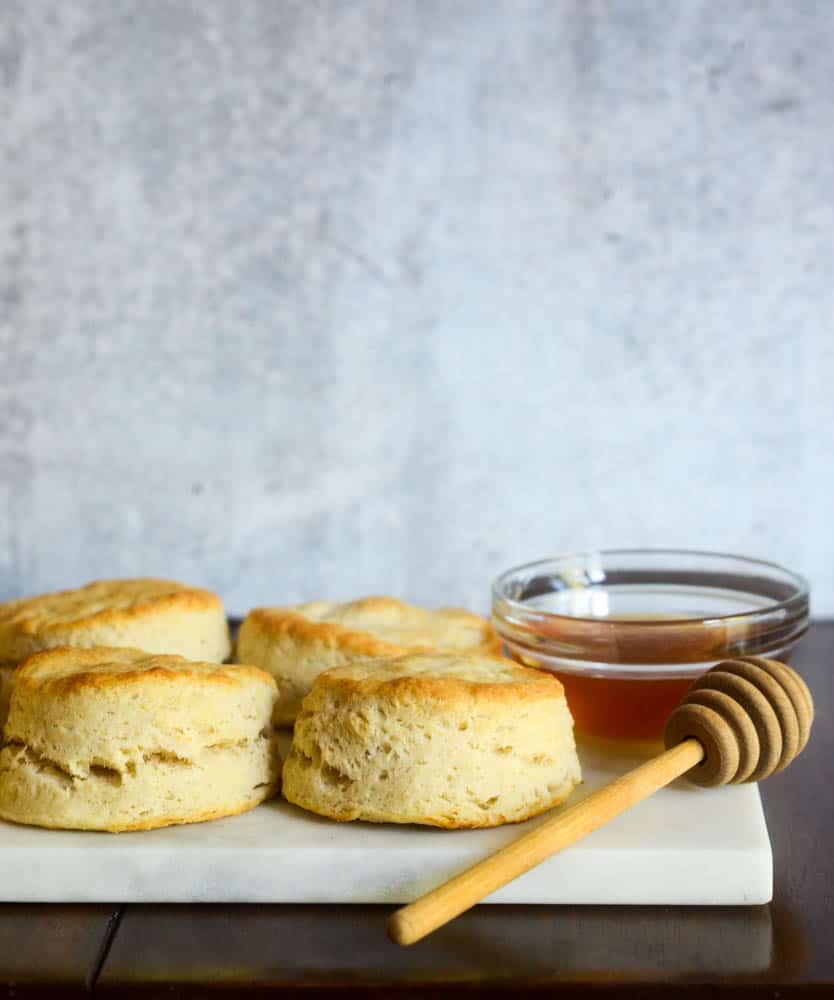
left=1, top=1, right=832, bottom=617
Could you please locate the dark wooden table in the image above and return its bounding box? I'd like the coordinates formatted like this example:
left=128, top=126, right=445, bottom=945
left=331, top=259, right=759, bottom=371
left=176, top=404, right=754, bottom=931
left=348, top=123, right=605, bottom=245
left=2, top=625, right=831, bottom=997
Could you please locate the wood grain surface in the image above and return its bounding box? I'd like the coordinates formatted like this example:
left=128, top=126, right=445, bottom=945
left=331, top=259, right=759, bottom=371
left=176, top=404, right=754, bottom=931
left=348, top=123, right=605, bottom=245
left=0, top=904, right=120, bottom=996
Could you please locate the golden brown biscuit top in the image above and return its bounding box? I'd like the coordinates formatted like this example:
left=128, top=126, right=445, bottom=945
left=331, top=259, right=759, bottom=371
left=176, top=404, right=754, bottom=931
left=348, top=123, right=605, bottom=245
left=276, top=596, right=498, bottom=651
left=313, top=651, right=564, bottom=703
left=0, top=579, right=222, bottom=636
left=15, top=646, right=274, bottom=694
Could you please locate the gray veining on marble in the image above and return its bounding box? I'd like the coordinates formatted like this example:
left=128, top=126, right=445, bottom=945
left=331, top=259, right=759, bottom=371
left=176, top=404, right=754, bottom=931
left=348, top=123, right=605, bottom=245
left=1, top=1, right=832, bottom=616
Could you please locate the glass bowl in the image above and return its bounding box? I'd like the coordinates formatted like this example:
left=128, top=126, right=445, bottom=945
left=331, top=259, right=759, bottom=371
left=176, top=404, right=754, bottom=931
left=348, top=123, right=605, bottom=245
left=491, top=549, right=810, bottom=743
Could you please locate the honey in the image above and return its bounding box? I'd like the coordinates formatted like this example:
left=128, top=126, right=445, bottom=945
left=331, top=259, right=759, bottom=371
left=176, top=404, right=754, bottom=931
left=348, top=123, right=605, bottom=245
left=558, top=672, right=693, bottom=742
left=509, top=616, right=697, bottom=741
left=492, top=551, right=810, bottom=745
left=534, top=666, right=692, bottom=741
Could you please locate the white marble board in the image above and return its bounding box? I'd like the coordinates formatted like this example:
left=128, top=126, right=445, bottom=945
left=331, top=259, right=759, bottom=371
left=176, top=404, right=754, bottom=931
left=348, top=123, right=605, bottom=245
left=0, top=737, right=772, bottom=904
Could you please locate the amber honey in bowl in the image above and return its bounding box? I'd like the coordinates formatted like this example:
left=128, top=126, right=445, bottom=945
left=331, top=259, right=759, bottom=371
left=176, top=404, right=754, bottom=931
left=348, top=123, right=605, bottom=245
left=491, top=551, right=810, bottom=744
left=511, top=615, right=696, bottom=742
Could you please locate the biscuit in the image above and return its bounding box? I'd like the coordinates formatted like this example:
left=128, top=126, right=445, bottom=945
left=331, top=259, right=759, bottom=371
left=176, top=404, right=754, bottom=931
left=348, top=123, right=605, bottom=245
left=0, top=647, right=279, bottom=832
left=282, top=652, right=581, bottom=828
left=0, top=663, right=14, bottom=731
left=0, top=579, right=231, bottom=666
left=237, top=596, right=502, bottom=725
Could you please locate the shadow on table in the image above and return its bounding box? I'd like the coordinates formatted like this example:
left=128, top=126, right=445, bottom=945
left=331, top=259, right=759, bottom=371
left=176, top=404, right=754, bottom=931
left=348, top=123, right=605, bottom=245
left=97, top=902, right=775, bottom=990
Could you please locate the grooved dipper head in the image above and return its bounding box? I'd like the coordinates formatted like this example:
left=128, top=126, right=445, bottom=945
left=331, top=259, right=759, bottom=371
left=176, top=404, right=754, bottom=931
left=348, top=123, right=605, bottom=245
left=664, top=657, right=813, bottom=787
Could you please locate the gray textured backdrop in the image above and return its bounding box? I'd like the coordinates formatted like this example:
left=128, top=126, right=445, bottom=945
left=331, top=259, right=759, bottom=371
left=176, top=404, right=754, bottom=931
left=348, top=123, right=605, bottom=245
left=1, top=1, right=832, bottom=618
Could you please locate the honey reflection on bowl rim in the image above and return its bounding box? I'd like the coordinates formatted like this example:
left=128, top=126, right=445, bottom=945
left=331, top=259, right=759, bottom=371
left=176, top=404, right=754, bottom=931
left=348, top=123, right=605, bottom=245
left=492, top=549, right=810, bottom=672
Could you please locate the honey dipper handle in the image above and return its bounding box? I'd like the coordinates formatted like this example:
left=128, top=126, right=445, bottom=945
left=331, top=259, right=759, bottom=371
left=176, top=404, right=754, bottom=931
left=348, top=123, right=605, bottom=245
left=387, top=738, right=704, bottom=946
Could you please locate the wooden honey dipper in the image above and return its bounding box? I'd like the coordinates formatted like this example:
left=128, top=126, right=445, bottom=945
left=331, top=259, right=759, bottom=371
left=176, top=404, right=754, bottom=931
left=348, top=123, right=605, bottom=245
left=387, top=656, right=813, bottom=946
